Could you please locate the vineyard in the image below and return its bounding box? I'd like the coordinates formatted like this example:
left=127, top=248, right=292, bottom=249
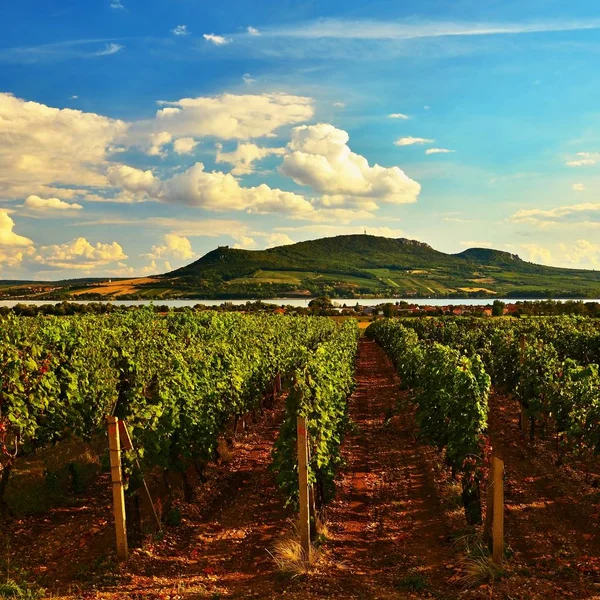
left=1, top=312, right=600, bottom=599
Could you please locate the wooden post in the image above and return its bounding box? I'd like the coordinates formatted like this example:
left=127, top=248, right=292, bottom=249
left=107, top=416, right=128, bottom=561
left=519, top=335, right=528, bottom=434
left=483, top=458, right=495, bottom=547
left=492, top=456, right=504, bottom=565
left=297, top=415, right=311, bottom=564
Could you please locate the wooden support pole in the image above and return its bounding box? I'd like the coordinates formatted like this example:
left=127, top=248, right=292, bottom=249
left=107, top=416, right=128, bottom=561
left=492, top=456, right=504, bottom=565
left=297, top=415, right=311, bottom=564
left=483, top=458, right=495, bottom=547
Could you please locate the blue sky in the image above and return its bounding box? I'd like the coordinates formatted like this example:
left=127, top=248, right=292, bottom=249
left=1, top=0, right=600, bottom=278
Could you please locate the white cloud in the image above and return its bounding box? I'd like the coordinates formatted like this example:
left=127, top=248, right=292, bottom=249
left=69, top=95, right=78, bottom=100
left=23, top=195, right=83, bottom=212
left=203, top=33, right=231, bottom=45
left=394, top=136, right=434, bottom=146
left=263, top=233, right=294, bottom=248
left=172, top=137, right=198, bottom=155
left=460, top=240, right=493, bottom=248
left=333, top=102, right=346, bottom=108
left=560, top=239, right=600, bottom=266
left=573, top=183, right=585, bottom=192
left=216, top=142, right=285, bottom=175
left=242, top=73, right=256, bottom=85
left=107, top=164, right=157, bottom=194
left=146, top=93, right=314, bottom=141
left=247, top=26, right=260, bottom=36
left=147, top=131, right=172, bottom=157
left=388, top=113, right=409, bottom=119
left=36, top=237, right=127, bottom=270
left=280, top=123, right=421, bottom=206
left=566, top=152, right=600, bottom=167
left=95, top=43, right=124, bottom=56
left=0, top=92, right=128, bottom=199
left=172, top=25, right=189, bottom=36
left=0, top=211, right=33, bottom=247
left=425, top=148, right=454, bottom=155
left=146, top=233, right=196, bottom=260
left=520, top=243, right=552, bottom=265
left=510, top=203, right=600, bottom=227
left=110, top=0, right=124, bottom=8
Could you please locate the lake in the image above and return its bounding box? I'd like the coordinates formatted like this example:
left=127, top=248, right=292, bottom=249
left=0, top=298, right=599, bottom=308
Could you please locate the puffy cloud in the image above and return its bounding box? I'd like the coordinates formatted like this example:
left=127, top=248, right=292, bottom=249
left=520, top=243, right=552, bottom=265
left=560, top=239, right=600, bottom=265
left=425, top=148, right=454, bottom=155
left=147, top=131, right=172, bottom=156
left=280, top=123, right=420, bottom=205
left=172, top=137, right=198, bottom=155
left=146, top=233, right=196, bottom=260
left=566, top=152, right=600, bottom=167
left=247, top=26, right=260, bottom=36
left=573, top=183, right=585, bottom=192
left=263, top=233, right=294, bottom=248
left=388, top=113, right=409, bottom=119
left=203, top=34, right=231, bottom=45
left=510, top=203, right=600, bottom=227
left=107, top=164, right=157, bottom=194
left=23, top=195, right=83, bottom=211
left=216, top=142, right=286, bottom=175
left=0, top=92, right=128, bottom=199
left=36, top=237, right=127, bottom=270
left=148, top=93, right=314, bottom=140
left=394, top=136, right=433, bottom=146
left=0, top=211, right=33, bottom=246
left=172, top=25, right=189, bottom=36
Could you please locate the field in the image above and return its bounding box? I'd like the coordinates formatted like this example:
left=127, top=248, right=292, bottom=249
left=1, top=313, right=600, bottom=599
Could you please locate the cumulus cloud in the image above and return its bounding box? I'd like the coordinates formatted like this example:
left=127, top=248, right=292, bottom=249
left=147, top=131, right=172, bottom=157
left=573, top=183, right=585, bottom=191
left=23, top=195, right=83, bottom=212
left=520, top=243, right=552, bottom=265
left=388, top=113, right=409, bottom=119
left=203, top=33, right=231, bottom=45
left=0, top=92, right=128, bottom=199
left=172, top=25, right=189, bottom=36
left=394, top=136, right=433, bottom=146
left=107, top=164, right=157, bottom=195
left=425, top=148, right=454, bottom=155
left=566, top=152, right=600, bottom=167
left=560, top=239, right=600, bottom=265
left=147, top=93, right=314, bottom=141
left=146, top=233, right=196, bottom=260
left=263, top=233, right=294, bottom=248
left=216, top=142, right=286, bottom=175
left=172, top=137, right=198, bottom=155
left=247, top=26, right=260, bottom=36
left=510, top=203, right=600, bottom=227
left=36, top=237, right=127, bottom=270
left=280, top=123, right=421, bottom=206
left=0, top=211, right=33, bottom=247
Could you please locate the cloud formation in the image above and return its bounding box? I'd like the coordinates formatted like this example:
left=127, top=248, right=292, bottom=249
left=36, top=237, right=127, bottom=270
left=510, top=203, right=600, bottom=227
left=280, top=124, right=421, bottom=206
left=395, top=136, right=433, bottom=146
left=216, top=142, right=286, bottom=175
left=388, top=113, right=409, bottom=119
left=566, top=152, right=600, bottom=167
left=426, top=148, right=454, bottom=155
left=172, top=25, right=189, bottom=36
left=24, top=195, right=83, bottom=212
left=203, top=34, right=232, bottom=45
left=0, top=211, right=33, bottom=247
left=146, top=233, right=196, bottom=260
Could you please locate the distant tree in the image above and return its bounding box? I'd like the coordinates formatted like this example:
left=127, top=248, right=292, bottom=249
left=308, top=296, right=333, bottom=311
left=492, top=300, right=506, bottom=316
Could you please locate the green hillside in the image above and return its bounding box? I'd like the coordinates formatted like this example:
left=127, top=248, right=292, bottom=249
left=159, top=235, right=600, bottom=299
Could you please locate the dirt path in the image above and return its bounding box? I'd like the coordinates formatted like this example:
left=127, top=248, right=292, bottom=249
left=487, top=391, right=600, bottom=599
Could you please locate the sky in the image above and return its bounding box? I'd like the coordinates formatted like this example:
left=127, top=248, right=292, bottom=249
left=1, top=0, right=600, bottom=279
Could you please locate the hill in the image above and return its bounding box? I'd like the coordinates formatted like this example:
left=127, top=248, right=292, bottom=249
left=3, top=235, right=600, bottom=300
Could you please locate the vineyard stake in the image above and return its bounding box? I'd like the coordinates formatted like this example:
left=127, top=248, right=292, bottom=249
left=297, top=415, right=312, bottom=564
left=492, top=456, right=504, bottom=565
left=107, top=416, right=128, bottom=561
left=483, top=458, right=495, bottom=548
